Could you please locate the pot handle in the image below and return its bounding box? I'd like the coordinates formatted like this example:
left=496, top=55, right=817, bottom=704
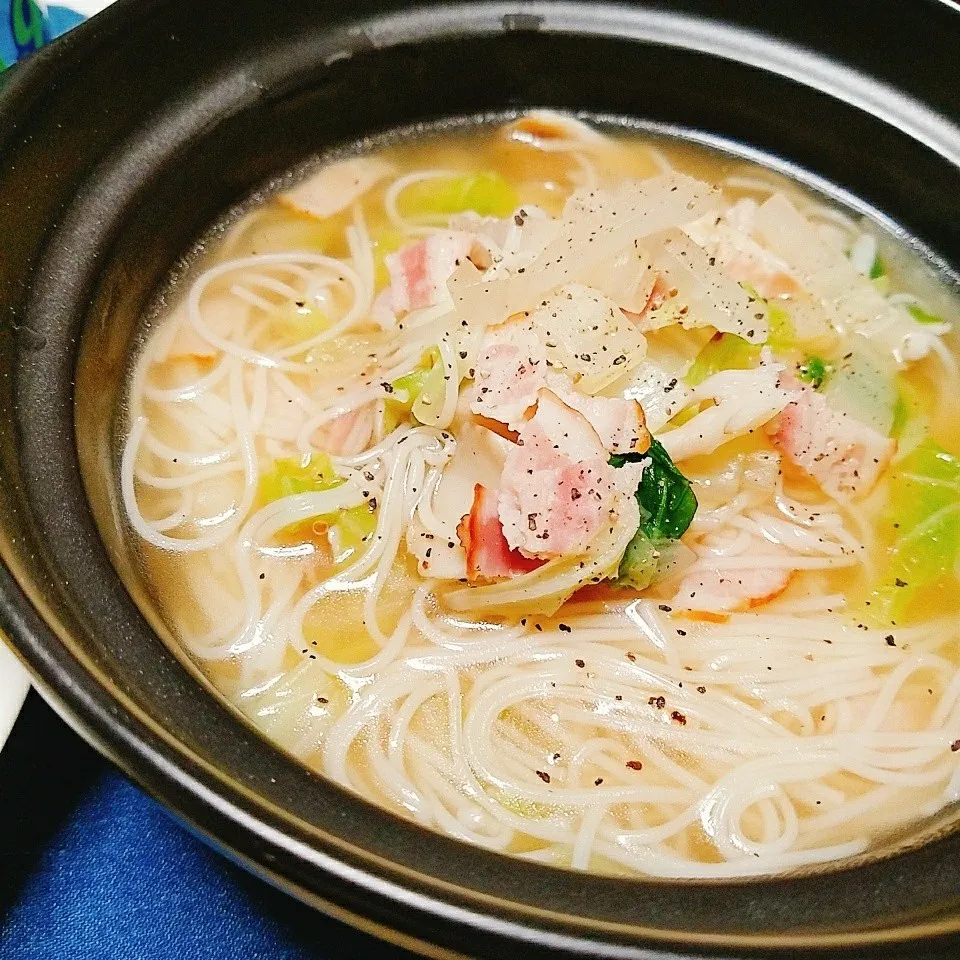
left=0, top=637, right=29, bottom=752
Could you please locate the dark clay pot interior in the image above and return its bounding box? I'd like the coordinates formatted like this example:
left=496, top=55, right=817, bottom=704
left=1, top=1, right=959, bottom=957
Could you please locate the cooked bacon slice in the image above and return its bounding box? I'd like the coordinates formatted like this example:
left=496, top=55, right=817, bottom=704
left=279, top=157, right=393, bottom=219
left=471, top=414, right=519, bottom=443
left=457, top=484, right=545, bottom=582
left=550, top=377, right=650, bottom=456
left=313, top=406, right=373, bottom=456
left=507, top=110, right=606, bottom=149
left=673, top=566, right=792, bottom=616
left=770, top=380, right=895, bottom=501
left=498, top=390, right=643, bottom=558
left=385, top=231, right=475, bottom=314
left=469, top=327, right=547, bottom=431
left=469, top=326, right=650, bottom=454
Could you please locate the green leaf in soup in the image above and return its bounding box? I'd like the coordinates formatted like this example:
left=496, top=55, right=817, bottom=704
left=890, top=375, right=928, bottom=442
left=258, top=454, right=377, bottom=565
left=270, top=303, right=330, bottom=343
left=684, top=333, right=759, bottom=387
left=615, top=532, right=692, bottom=591
left=907, top=303, right=944, bottom=326
left=259, top=453, right=342, bottom=503
left=392, top=346, right=442, bottom=404
left=868, top=439, right=960, bottom=624
left=610, top=440, right=698, bottom=590
left=616, top=530, right=661, bottom=590
left=869, top=252, right=885, bottom=280
left=766, top=302, right=796, bottom=352
left=796, top=355, right=830, bottom=389
left=383, top=346, right=445, bottom=430
left=611, top=439, right=698, bottom=542
left=398, top=172, right=518, bottom=220
left=330, top=503, right=378, bottom=560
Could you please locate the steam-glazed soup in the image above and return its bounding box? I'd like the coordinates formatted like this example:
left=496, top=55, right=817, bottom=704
left=118, top=114, right=960, bottom=878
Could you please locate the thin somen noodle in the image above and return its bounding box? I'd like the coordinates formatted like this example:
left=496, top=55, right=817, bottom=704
left=117, top=114, right=960, bottom=879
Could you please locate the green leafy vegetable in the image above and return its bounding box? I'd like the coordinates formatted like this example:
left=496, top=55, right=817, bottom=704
left=259, top=453, right=342, bottom=503
left=684, top=333, right=759, bottom=387
left=259, top=454, right=377, bottom=564
left=616, top=531, right=661, bottom=590
left=890, top=394, right=911, bottom=439
left=907, top=303, right=944, bottom=326
left=740, top=285, right=794, bottom=352
left=610, top=440, right=698, bottom=588
left=399, top=172, right=518, bottom=220
left=869, top=253, right=885, bottom=280
left=331, top=503, right=378, bottom=560
left=868, top=439, right=960, bottom=624
left=683, top=299, right=795, bottom=389
left=620, top=440, right=699, bottom=541
left=891, top=375, right=927, bottom=439
left=271, top=303, right=330, bottom=343
left=393, top=346, right=442, bottom=403
left=767, top=302, right=796, bottom=352
left=384, top=346, right=445, bottom=430
left=797, top=355, right=830, bottom=389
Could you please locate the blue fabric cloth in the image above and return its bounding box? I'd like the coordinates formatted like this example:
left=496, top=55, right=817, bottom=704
left=0, top=694, right=412, bottom=959
left=45, top=5, right=86, bottom=40
left=0, top=3, right=85, bottom=70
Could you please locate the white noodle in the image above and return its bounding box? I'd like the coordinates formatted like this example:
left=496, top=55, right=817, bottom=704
left=117, top=120, right=960, bottom=882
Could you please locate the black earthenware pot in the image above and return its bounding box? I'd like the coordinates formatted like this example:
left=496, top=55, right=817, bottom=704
left=1, top=1, right=959, bottom=956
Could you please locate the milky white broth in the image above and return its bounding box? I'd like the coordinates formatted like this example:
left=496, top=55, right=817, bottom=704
left=119, top=115, right=960, bottom=878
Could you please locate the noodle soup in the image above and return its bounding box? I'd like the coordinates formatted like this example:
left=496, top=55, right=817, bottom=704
left=119, top=114, right=960, bottom=878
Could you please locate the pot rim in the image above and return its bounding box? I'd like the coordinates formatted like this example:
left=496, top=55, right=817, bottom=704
left=2, top=1, right=960, bottom=956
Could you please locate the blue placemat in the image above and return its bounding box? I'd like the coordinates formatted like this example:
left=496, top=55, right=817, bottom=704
left=1, top=2, right=84, bottom=70
left=0, top=694, right=414, bottom=959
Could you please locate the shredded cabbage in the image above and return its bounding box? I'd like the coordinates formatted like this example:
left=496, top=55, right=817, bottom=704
left=869, top=440, right=960, bottom=624
left=767, top=302, right=796, bottom=351
left=399, top=172, right=518, bottom=220
left=259, top=454, right=376, bottom=563
left=908, top=303, right=944, bottom=326
left=822, top=346, right=897, bottom=436
left=238, top=661, right=342, bottom=757
left=685, top=334, right=759, bottom=387
left=271, top=303, right=330, bottom=344
left=388, top=346, right=446, bottom=427
left=259, top=453, right=342, bottom=502
left=659, top=364, right=790, bottom=462
left=333, top=504, right=378, bottom=559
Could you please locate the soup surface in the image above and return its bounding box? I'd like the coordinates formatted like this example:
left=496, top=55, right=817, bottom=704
left=120, top=114, right=960, bottom=878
